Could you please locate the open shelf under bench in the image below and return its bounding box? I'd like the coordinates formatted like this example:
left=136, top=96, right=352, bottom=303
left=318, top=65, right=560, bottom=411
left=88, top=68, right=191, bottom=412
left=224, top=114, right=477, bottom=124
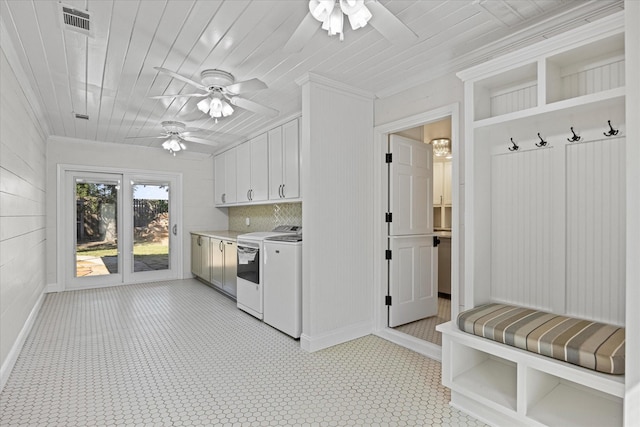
left=437, top=322, right=624, bottom=426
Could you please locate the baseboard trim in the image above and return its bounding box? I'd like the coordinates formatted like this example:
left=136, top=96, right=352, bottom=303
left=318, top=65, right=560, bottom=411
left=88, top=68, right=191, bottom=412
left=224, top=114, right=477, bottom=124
left=300, top=320, right=372, bottom=352
left=46, top=283, right=61, bottom=293
left=374, top=328, right=442, bottom=362
left=0, top=290, right=46, bottom=392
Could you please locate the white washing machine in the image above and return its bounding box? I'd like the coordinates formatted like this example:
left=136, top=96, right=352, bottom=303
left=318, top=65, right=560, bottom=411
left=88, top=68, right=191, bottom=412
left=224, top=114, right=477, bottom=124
left=236, top=226, right=300, bottom=320
left=263, top=234, right=302, bottom=338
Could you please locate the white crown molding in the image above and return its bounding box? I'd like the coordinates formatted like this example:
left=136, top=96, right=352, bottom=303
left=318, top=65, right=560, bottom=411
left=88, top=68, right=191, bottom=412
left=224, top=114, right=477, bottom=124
left=375, top=1, right=624, bottom=99
left=457, top=10, right=625, bottom=82
left=296, top=72, right=375, bottom=100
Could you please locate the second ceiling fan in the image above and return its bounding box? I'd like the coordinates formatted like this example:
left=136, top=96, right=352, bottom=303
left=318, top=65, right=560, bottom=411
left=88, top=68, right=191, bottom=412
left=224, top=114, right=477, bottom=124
left=151, top=67, right=279, bottom=122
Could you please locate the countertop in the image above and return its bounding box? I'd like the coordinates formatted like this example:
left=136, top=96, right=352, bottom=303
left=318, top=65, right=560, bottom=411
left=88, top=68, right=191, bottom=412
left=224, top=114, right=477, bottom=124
left=190, top=230, right=242, bottom=240
left=435, top=230, right=452, bottom=239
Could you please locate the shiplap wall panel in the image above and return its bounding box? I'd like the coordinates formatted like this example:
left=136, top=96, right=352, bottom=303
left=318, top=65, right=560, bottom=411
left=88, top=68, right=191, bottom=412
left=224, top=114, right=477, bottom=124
left=565, top=137, right=626, bottom=325
left=301, top=77, right=374, bottom=349
left=0, top=48, right=47, bottom=369
left=491, top=148, right=553, bottom=310
left=561, top=60, right=625, bottom=99
left=490, top=84, right=538, bottom=117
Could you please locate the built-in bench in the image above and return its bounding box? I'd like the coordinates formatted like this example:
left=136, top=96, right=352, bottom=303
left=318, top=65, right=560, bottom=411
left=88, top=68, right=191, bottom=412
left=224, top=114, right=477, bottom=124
left=437, top=306, right=625, bottom=426
left=457, top=303, right=625, bottom=375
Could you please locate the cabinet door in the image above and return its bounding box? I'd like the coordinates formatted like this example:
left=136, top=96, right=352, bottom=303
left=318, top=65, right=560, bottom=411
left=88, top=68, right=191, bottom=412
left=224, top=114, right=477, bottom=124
left=268, top=126, right=284, bottom=200
left=200, top=236, right=211, bottom=282
left=214, top=154, right=225, bottom=205
left=433, top=162, right=444, bottom=206
left=443, top=161, right=452, bottom=205
left=236, top=142, right=251, bottom=202
left=224, top=148, right=237, bottom=204
left=281, top=119, right=300, bottom=199
left=250, top=133, right=269, bottom=202
left=210, top=238, right=224, bottom=287
left=222, top=240, right=237, bottom=297
left=191, top=234, right=202, bottom=276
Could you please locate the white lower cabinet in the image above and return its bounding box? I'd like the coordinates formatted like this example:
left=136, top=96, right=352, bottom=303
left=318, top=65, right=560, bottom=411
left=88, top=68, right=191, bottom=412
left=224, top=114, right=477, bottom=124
left=191, top=233, right=237, bottom=298
left=190, top=233, right=211, bottom=282
left=438, top=322, right=624, bottom=427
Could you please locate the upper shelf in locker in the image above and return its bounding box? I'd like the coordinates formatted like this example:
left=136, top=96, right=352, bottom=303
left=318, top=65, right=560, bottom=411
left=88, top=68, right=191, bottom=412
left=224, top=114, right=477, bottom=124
left=469, top=21, right=624, bottom=127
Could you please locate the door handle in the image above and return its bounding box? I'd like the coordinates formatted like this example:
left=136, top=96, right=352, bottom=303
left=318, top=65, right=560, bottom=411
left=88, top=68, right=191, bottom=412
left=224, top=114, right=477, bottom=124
left=219, top=240, right=223, bottom=251
left=197, top=235, right=201, bottom=246
left=222, top=193, right=226, bottom=204
left=281, top=184, right=285, bottom=198
left=278, top=184, right=283, bottom=198
left=172, top=224, right=177, bottom=236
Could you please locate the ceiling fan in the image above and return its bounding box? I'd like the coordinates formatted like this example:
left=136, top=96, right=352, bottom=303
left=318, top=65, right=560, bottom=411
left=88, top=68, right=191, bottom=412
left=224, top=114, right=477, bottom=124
left=126, top=121, right=218, bottom=155
left=284, top=0, right=418, bottom=53
left=151, top=67, right=279, bottom=121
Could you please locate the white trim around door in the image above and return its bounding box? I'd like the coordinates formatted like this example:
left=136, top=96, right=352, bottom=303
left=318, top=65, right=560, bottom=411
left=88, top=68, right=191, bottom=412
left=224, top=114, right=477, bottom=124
left=56, top=164, right=183, bottom=292
left=372, top=103, right=460, bottom=361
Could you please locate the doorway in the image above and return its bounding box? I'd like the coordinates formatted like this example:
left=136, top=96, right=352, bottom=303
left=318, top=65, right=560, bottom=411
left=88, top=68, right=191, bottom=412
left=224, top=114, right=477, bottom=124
left=373, top=104, right=460, bottom=361
left=60, top=166, right=182, bottom=290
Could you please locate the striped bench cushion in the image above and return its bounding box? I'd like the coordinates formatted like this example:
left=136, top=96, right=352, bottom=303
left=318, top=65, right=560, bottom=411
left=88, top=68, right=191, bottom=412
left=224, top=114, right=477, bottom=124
left=457, top=303, right=625, bottom=374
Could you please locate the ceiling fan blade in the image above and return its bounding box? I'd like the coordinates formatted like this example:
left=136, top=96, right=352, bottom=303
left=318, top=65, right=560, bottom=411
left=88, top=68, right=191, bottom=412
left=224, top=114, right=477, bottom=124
left=229, top=97, right=279, bottom=118
left=365, top=0, right=418, bottom=44
left=125, top=135, right=167, bottom=140
left=150, top=93, right=209, bottom=99
left=283, top=12, right=320, bottom=53
left=224, top=78, right=268, bottom=95
left=182, top=136, right=219, bottom=146
left=154, top=66, right=208, bottom=91
left=182, top=127, right=210, bottom=135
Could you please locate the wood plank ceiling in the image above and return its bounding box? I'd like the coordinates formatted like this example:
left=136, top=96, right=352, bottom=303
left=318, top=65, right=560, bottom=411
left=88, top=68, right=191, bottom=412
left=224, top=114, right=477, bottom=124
left=0, top=0, right=624, bottom=154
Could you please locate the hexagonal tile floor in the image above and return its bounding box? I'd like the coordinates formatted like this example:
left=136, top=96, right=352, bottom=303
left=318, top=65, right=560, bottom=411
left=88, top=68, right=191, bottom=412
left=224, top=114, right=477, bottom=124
left=0, top=279, right=485, bottom=426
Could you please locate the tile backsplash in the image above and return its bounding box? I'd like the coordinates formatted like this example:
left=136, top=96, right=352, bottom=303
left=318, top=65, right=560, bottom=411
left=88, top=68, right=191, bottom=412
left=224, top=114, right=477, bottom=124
left=228, top=203, right=302, bottom=232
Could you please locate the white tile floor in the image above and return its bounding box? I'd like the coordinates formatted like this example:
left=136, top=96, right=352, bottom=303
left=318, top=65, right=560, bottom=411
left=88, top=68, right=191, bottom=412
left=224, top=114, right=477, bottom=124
left=394, top=298, right=451, bottom=346
left=0, top=279, right=485, bottom=426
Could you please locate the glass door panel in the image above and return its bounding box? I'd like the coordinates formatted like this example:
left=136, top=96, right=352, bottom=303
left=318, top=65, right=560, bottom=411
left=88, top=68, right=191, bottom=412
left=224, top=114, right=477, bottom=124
left=132, top=182, right=170, bottom=272
left=75, top=179, right=119, bottom=277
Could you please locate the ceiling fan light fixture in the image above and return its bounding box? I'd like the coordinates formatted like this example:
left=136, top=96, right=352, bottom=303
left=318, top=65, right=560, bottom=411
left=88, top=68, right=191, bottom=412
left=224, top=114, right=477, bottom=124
left=309, top=0, right=335, bottom=21
left=197, top=98, right=211, bottom=114
left=162, top=135, right=185, bottom=155
left=340, top=0, right=371, bottom=30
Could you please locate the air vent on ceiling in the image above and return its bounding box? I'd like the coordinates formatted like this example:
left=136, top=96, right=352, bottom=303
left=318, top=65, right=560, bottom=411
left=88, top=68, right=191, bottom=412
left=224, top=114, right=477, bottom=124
left=59, top=3, right=92, bottom=36
left=74, top=113, right=89, bottom=120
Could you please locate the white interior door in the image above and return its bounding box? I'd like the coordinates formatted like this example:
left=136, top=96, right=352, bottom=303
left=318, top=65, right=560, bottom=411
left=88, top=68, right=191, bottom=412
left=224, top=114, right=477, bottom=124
left=389, top=135, right=432, bottom=235
left=388, top=134, right=438, bottom=327
left=388, top=236, right=438, bottom=327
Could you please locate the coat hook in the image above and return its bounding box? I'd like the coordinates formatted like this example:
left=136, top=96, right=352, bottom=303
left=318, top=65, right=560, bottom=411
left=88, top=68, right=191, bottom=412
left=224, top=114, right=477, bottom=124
left=604, top=120, right=619, bottom=137
left=508, top=138, right=519, bottom=151
left=567, top=127, right=581, bottom=142
left=535, top=133, right=548, bottom=147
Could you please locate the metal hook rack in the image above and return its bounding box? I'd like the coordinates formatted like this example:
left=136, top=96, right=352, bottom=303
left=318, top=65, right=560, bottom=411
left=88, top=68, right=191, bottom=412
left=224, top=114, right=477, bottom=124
left=604, top=120, right=619, bottom=137
left=567, top=127, right=581, bottom=142
left=508, top=138, right=519, bottom=151
left=535, top=133, right=548, bottom=147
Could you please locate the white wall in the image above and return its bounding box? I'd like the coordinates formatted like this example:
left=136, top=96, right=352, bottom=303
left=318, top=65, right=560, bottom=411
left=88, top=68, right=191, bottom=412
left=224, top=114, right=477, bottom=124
left=625, top=1, right=640, bottom=424
left=374, top=74, right=465, bottom=311
left=45, top=138, right=227, bottom=288
left=0, top=44, right=47, bottom=387
left=299, top=74, right=374, bottom=351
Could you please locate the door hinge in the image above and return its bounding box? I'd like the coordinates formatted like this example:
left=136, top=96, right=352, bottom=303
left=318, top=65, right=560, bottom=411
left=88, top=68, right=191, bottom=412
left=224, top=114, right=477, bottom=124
left=385, top=249, right=392, bottom=260
left=385, top=153, right=392, bottom=163
left=385, top=295, right=392, bottom=306
left=433, top=236, right=441, bottom=247
left=385, top=212, right=392, bottom=223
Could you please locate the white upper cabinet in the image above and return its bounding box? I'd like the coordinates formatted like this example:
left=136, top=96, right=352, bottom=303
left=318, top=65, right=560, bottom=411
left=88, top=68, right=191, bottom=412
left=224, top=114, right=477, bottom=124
left=433, top=161, right=452, bottom=207
left=237, top=133, right=268, bottom=203
left=214, top=147, right=237, bottom=205
left=214, top=117, right=301, bottom=207
left=269, top=119, right=300, bottom=200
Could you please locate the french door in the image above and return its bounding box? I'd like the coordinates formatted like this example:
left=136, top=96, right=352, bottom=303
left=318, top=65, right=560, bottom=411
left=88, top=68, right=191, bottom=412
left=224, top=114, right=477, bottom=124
left=64, top=169, right=181, bottom=290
